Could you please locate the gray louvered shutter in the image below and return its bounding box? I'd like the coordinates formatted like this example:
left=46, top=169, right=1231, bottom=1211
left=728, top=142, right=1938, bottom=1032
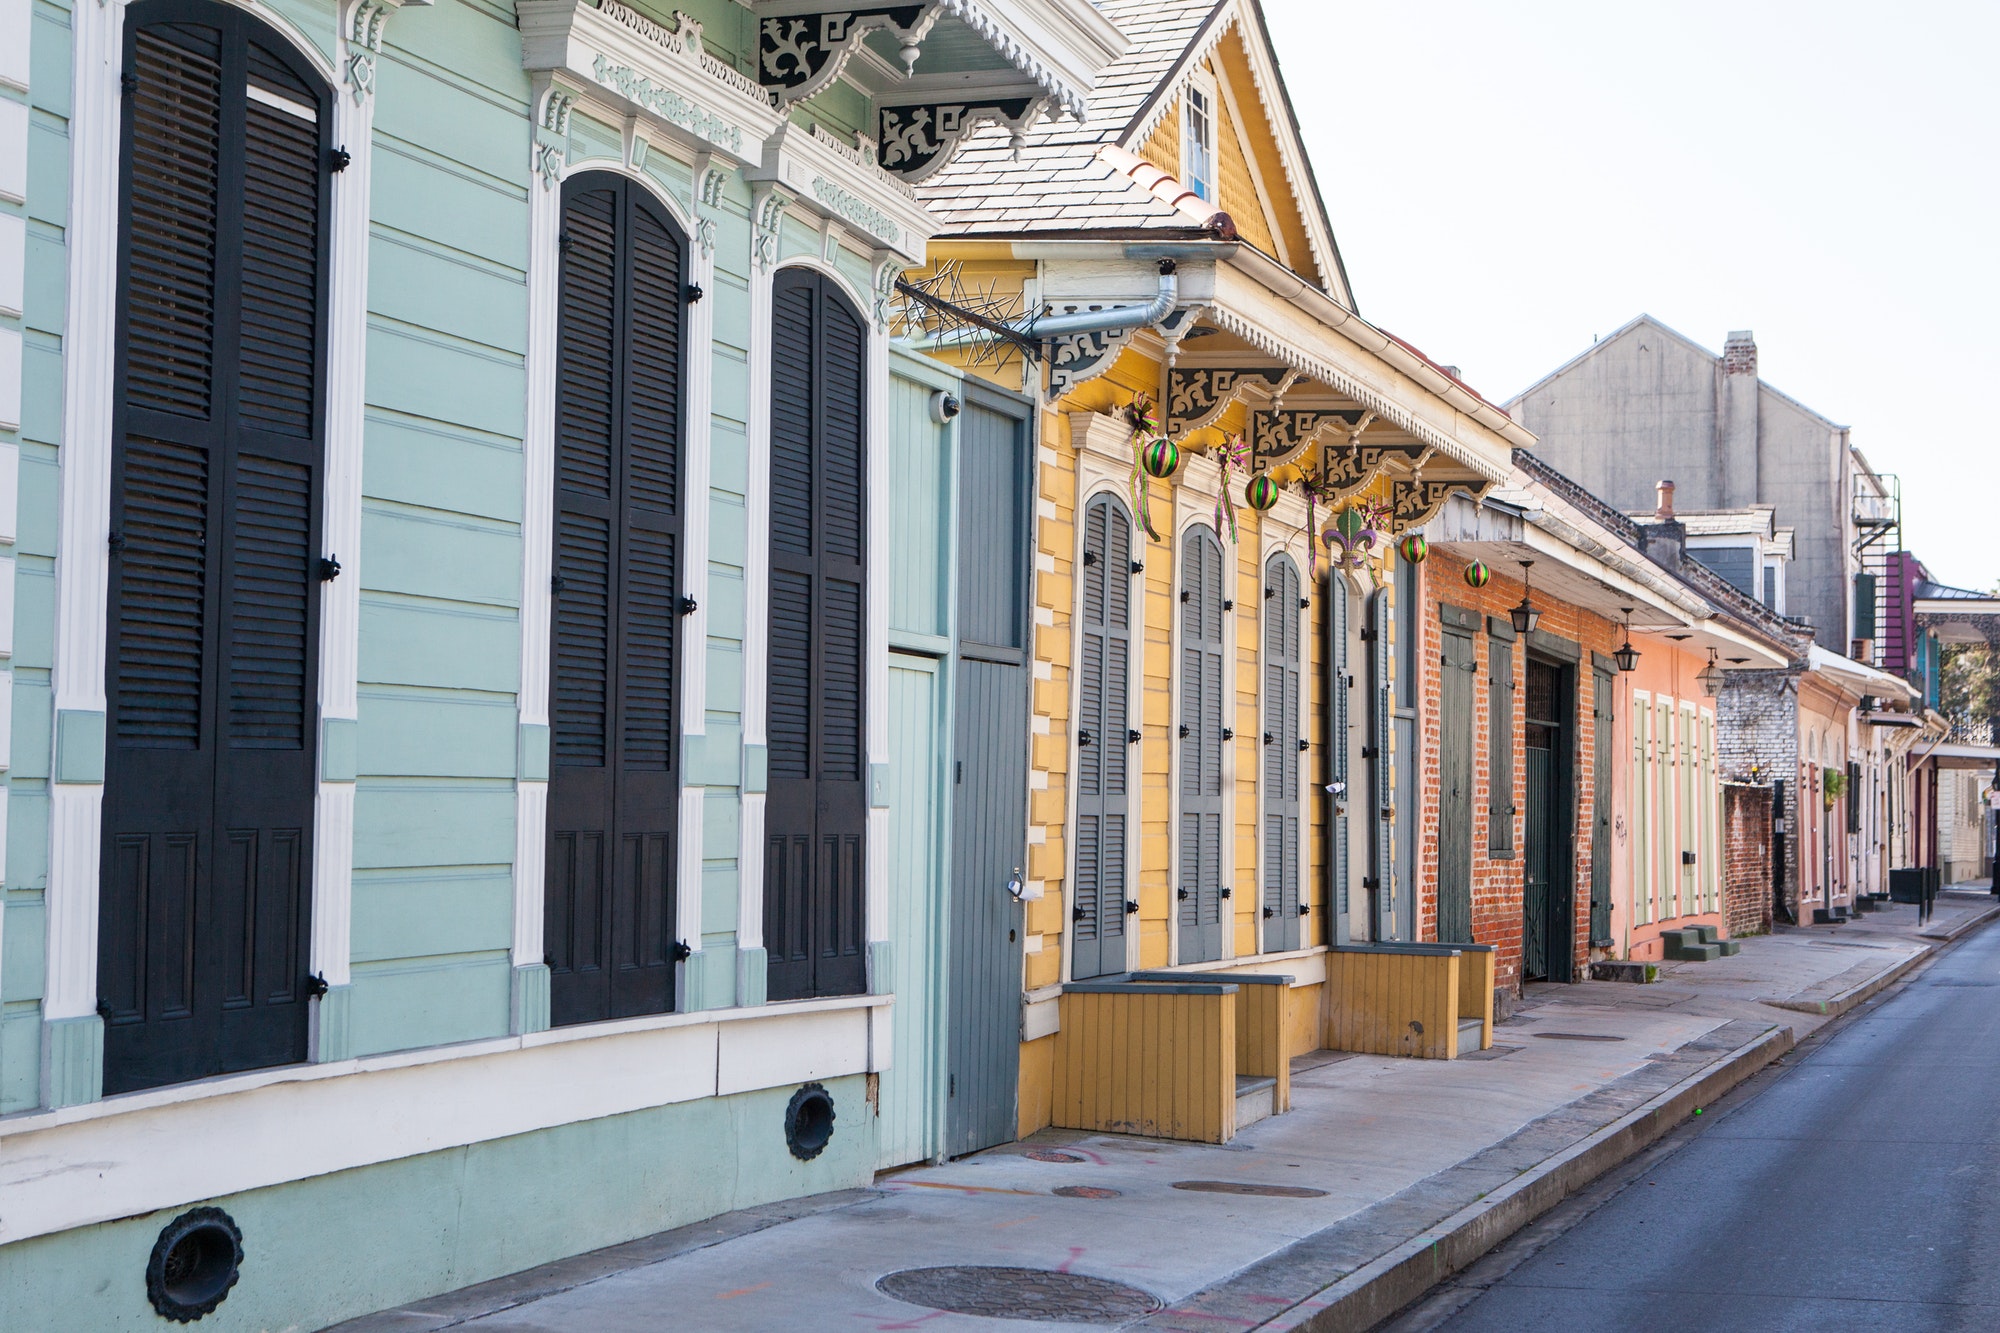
left=765, top=270, right=868, bottom=1001
left=1263, top=555, right=1302, bottom=952
left=102, top=12, right=328, bottom=1095
left=1369, top=589, right=1395, bottom=936
left=1328, top=576, right=1350, bottom=938
left=1179, top=528, right=1226, bottom=964
left=547, top=175, right=686, bottom=1027
left=1073, top=495, right=1131, bottom=979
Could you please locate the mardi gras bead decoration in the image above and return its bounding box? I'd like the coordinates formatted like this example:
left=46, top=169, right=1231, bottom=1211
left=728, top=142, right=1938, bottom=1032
left=1125, top=392, right=1163, bottom=541
left=1245, top=472, right=1280, bottom=512
left=1396, top=533, right=1429, bottom=565
left=1463, top=559, right=1491, bottom=588
left=1141, top=436, right=1180, bottom=479
left=1211, top=432, right=1248, bottom=543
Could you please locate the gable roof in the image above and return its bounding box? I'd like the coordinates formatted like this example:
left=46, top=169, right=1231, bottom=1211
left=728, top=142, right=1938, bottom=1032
left=914, top=0, right=1352, bottom=306
left=1506, top=313, right=1849, bottom=434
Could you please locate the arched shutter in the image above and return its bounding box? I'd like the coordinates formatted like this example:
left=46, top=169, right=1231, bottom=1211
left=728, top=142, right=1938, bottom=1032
left=1072, top=495, right=1131, bottom=979
left=765, top=270, right=868, bottom=1001
left=1263, top=555, right=1302, bottom=952
left=1178, top=528, right=1226, bottom=964
left=546, top=174, right=687, bottom=1027
left=100, top=5, right=329, bottom=1095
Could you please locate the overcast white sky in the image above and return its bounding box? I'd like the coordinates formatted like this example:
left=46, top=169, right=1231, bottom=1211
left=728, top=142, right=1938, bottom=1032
left=1263, top=0, right=1998, bottom=590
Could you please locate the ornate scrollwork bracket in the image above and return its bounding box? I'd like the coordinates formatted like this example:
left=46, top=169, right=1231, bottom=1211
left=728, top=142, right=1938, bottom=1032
left=876, top=97, right=1042, bottom=180
left=344, top=0, right=406, bottom=104
left=1249, top=408, right=1362, bottom=471
left=1389, top=474, right=1495, bottom=531
left=751, top=185, right=792, bottom=272
left=760, top=5, right=939, bottom=106
left=532, top=86, right=576, bottom=190
left=1166, top=365, right=1300, bottom=437
left=1044, top=305, right=1198, bottom=403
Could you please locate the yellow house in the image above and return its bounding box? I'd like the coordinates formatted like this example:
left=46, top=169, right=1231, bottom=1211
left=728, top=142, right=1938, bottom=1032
left=907, top=0, right=1524, bottom=1142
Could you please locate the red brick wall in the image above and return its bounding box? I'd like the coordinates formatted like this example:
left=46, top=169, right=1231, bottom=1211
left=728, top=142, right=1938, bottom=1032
left=1414, top=553, right=1619, bottom=996
left=1724, top=782, right=1774, bottom=937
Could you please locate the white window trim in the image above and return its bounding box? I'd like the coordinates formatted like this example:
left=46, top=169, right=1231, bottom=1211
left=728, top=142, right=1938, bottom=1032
left=1060, top=414, right=1150, bottom=982
left=1181, top=67, right=1218, bottom=204
left=514, top=135, right=718, bottom=1020
left=44, top=0, right=372, bottom=1083
left=1255, top=490, right=1311, bottom=956
left=737, top=240, right=895, bottom=998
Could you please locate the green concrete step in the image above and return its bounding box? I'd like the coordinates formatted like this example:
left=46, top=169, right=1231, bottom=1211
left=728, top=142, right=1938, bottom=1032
left=1690, top=924, right=1720, bottom=944
left=1717, top=939, right=1741, bottom=957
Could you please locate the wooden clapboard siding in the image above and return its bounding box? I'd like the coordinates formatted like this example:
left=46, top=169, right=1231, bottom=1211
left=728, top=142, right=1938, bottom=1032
left=1137, top=968, right=1292, bottom=1113
left=1324, top=947, right=1461, bottom=1060
left=1053, top=984, right=1238, bottom=1142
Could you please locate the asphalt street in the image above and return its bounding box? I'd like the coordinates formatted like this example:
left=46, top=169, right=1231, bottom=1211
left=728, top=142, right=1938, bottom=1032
left=1414, top=918, right=2000, bottom=1333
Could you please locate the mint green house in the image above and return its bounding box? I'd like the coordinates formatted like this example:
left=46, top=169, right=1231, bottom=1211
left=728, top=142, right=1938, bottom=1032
left=0, top=0, right=1119, bottom=1323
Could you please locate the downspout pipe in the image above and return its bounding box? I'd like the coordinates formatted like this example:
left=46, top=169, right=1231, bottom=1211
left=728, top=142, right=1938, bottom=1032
left=1021, top=258, right=1179, bottom=338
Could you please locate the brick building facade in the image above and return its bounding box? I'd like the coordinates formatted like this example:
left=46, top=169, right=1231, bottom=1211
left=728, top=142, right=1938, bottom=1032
left=1413, top=554, right=1620, bottom=998
left=1724, top=783, right=1776, bottom=937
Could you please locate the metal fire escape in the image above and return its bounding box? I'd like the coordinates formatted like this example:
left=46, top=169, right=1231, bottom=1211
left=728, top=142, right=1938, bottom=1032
left=1852, top=470, right=1901, bottom=667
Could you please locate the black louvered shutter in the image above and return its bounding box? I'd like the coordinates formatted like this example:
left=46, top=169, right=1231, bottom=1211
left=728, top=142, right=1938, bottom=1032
left=1073, top=495, right=1131, bottom=979
left=100, top=5, right=328, bottom=1095
left=1262, top=555, right=1302, bottom=952
left=1178, top=528, right=1226, bottom=964
left=546, top=174, right=686, bottom=1027
left=765, top=270, right=868, bottom=1001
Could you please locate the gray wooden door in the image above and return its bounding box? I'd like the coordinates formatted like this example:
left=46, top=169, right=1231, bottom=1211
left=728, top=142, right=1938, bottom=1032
left=946, top=396, right=1030, bottom=1156
left=1179, top=527, right=1227, bottom=963
left=1262, top=554, right=1302, bottom=952
left=1522, top=657, right=1574, bottom=982
left=1590, top=666, right=1615, bottom=946
left=1073, top=494, right=1132, bottom=979
left=1437, top=617, right=1477, bottom=942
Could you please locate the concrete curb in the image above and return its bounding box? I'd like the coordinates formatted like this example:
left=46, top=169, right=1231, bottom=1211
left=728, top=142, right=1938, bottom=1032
left=1761, top=945, right=1934, bottom=1018
left=1918, top=902, right=2000, bottom=944
left=1260, top=1021, right=1794, bottom=1333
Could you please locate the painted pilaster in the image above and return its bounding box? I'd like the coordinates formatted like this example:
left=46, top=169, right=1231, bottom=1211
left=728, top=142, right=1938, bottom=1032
left=864, top=254, right=893, bottom=994
left=313, top=0, right=411, bottom=1062
left=511, top=80, right=567, bottom=1035
left=0, top=0, right=27, bottom=1109
left=676, top=157, right=719, bottom=1007
left=41, top=0, right=128, bottom=1108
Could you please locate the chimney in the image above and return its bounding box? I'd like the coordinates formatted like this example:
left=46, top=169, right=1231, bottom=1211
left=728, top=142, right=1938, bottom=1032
left=1718, top=329, right=1758, bottom=507
left=1641, top=478, right=1686, bottom=571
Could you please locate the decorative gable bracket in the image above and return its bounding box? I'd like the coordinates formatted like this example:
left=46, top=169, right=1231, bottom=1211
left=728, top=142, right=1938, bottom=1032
left=1046, top=306, right=1199, bottom=403
left=760, top=4, right=940, bottom=105
left=877, top=94, right=1045, bottom=180
left=1389, top=474, right=1495, bottom=531
left=1167, top=365, right=1300, bottom=438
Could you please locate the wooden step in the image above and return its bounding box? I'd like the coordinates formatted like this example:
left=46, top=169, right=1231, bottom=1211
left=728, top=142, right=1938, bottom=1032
left=1455, top=1017, right=1485, bottom=1056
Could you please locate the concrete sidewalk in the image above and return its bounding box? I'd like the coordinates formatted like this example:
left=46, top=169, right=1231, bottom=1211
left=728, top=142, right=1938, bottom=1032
left=333, top=905, right=1991, bottom=1333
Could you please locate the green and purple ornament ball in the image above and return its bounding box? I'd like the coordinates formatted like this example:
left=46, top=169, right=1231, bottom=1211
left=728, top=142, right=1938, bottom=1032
left=1245, top=473, right=1279, bottom=511
left=1397, top=533, right=1428, bottom=565
left=1463, top=559, right=1490, bottom=588
left=1140, top=437, right=1180, bottom=479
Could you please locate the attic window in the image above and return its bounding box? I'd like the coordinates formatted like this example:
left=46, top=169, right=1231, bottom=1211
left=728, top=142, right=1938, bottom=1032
left=1184, top=82, right=1214, bottom=202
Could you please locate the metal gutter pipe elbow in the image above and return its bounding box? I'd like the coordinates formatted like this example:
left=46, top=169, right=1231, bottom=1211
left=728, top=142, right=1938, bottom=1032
left=1024, top=258, right=1179, bottom=338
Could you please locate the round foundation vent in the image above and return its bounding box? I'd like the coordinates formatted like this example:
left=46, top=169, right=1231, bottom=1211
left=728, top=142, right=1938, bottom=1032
left=785, top=1082, right=836, bottom=1160
left=146, top=1207, right=243, bottom=1322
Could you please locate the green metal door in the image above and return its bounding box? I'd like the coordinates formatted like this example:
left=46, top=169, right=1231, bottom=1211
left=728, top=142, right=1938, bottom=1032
left=1438, top=614, right=1477, bottom=942
left=1523, top=740, right=1552, bottom=979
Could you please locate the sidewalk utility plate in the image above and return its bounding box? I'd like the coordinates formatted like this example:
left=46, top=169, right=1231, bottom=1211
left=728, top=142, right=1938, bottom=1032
left=1024, top=1149, right=1084, bottom=1163
left=877, top=1266, right=1162, bottom=1323
left=1053, top=1185, right=1122, bottom=1199
left=1171, top=1180, right=1327, bottom=1197
left=1531, top=1032, right=1626, bottom=1041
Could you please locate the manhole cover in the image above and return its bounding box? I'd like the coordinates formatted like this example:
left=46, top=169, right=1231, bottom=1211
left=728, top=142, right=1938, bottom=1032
left=1024, top=1149, right=1083, bottom=1163
left=876, top=1266, right=1162, bottom=1323
left=1531, top=1032, right=1626, bottom=1042
left=1170, top=1180, right=1327, bottom=1198
left=1053, top=1185, right=1121, bottom=1199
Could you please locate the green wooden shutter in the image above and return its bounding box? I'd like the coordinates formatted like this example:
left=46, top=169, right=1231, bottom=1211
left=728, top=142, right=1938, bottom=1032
left=1179, top=527, right=1226, bottom=963
left=1263, top=554, right=1302, bottom=952
left=1074, top=495, right=1131, bottom=978
left=1488, top=624, right=1516, bottom=855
